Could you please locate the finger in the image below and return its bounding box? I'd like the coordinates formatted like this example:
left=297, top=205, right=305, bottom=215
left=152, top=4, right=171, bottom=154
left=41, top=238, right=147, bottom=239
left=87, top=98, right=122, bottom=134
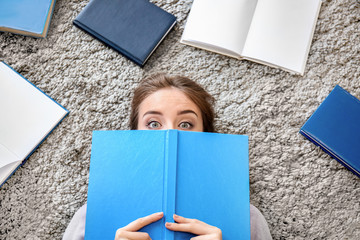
left=166, top=222, right=208, bottom=235
left=173, top=214, right=194, bottom=223
left=166, top=214, right=205, bottom=234
left=190, top=236, right=212, bottom=240
left=115, top=229, right=151, bottom=240
left=122, top=212, right=164, bottom=232
left=166, top=215, right=221, bottom=236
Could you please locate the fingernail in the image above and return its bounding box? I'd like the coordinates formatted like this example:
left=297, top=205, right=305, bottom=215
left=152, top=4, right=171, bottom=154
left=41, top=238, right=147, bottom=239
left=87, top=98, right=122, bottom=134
left=173, top=214, right=178, bottom=218
left=166, top=222, right=172, bottom=227
left=157, top=212, right=163, bottom=216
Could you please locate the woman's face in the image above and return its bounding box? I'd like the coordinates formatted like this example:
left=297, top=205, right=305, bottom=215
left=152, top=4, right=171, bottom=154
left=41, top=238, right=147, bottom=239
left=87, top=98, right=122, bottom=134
left=137, top=87, right=203, bottom=132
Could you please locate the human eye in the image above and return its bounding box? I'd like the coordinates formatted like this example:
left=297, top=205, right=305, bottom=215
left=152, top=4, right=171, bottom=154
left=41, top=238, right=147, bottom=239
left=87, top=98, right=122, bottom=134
left=178, top=122, right=193, bottom=130
left=146, top=120, right=162, bottom=129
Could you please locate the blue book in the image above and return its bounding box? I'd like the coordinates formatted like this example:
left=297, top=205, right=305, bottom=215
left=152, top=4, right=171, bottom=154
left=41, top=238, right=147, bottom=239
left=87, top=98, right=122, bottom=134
left=0, top=0, right=56, bottom=38
left=85, top=130, right=250, bottom=240
left=0, top=62, right=69, bottom=187
left=73, top=0, right=177, bottom=67
left=300, top=85, right=360, bottom=177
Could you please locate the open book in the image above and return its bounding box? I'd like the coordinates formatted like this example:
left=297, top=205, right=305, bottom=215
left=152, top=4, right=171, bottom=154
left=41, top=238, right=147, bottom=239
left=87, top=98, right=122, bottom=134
left=85, top=130, right=250, bottom=239
left=0, top=62, right=69, bottom=187
left=180, top=0, right=322, bottom=75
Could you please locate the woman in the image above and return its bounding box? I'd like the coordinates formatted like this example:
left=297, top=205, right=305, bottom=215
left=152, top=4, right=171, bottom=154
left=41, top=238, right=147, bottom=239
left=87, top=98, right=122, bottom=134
left=63, top=73, right=272, bottom=240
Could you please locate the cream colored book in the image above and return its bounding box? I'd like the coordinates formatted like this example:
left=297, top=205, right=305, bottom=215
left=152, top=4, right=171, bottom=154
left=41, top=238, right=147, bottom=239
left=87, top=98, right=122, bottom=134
left=180, top=0, right=322, bottom=75
left=0, top=62, right=69, bottom=187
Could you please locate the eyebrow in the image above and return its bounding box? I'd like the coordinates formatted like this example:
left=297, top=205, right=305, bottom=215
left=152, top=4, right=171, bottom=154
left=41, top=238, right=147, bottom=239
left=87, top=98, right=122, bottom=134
left=178, top=110, right=198, bottom=117
left=142, top=110, right=198, bottom=117
left=143, top=111, right=163, bottom=117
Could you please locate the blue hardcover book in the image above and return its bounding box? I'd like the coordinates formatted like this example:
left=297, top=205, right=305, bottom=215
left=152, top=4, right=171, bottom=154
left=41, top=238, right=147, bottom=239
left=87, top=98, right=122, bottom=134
left=0, top=0, right=56, bottom=38
left=300, top=85, right=360, bottom=177
left=73, top=0, right=177, bottom=67
left=0, top=62, right=69, bottom=187
left=85, top=130, right=250, bottom=240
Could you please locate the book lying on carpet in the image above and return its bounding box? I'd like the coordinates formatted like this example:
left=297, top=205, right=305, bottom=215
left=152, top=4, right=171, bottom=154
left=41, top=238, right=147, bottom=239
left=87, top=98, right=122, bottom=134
left=73, top=0, right=177, bottom=67
left=85, top=130, right=250, bottom=240
left=300, top=85, right=360, bottom=178
left=0, top=62, right=69, bottom=187
left=0, top=0, right=56, bottom=38
left=180, top=0, right=322, bottom=75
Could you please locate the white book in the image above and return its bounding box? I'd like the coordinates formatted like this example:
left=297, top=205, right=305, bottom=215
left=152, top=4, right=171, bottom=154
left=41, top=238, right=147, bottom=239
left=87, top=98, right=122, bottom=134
left=0, top=62, right=69, bottom=187
left=180, top=0, right=322, bottom=75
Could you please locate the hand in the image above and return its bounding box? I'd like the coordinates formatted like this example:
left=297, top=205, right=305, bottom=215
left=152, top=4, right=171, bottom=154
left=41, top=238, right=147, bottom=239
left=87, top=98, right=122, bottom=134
left=165, top=214, right=222, bottom=240
left=114, top=212, right=163, bottom=240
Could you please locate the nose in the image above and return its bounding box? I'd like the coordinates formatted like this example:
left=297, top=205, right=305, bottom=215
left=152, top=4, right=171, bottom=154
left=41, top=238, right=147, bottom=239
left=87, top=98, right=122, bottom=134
left=165, top=122, right=176, bottom=130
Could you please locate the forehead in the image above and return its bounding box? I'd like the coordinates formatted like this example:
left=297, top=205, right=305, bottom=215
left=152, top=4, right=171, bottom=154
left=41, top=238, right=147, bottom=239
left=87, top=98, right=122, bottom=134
left=139, top=87, right=200, bottom=111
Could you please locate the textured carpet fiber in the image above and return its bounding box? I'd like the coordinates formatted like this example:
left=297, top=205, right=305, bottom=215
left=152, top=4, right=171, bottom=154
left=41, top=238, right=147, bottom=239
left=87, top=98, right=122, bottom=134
left=0, top=0, right=359, bottom=239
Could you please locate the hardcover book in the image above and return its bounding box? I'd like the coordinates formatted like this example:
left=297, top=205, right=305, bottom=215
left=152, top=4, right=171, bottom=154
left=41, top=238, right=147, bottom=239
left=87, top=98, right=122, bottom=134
left=0, top=0, right=56, bottom=38
left=180, top=0, right=322, bottom=75
left=85, top=130, right=250, bottom=240
left=300, top=85, right=360, bottom=177
left=0, top=62, right=69, bottom=187
left=73, top=0, right=177, bottom=67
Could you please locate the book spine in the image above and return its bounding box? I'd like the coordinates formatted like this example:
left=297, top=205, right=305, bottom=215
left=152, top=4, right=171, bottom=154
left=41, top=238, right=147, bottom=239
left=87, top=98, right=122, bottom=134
left=72, top=20, right=143, bottom=67
left=300, top=130, right=360, bottom=177
left=163, top=130, right=178, bottom=240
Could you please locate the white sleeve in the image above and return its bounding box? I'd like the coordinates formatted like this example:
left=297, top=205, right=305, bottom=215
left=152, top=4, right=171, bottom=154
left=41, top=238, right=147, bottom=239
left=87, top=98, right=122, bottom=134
left=62, top=204, right=87, bottom=240
left=250, top=204, right=273, bottom=240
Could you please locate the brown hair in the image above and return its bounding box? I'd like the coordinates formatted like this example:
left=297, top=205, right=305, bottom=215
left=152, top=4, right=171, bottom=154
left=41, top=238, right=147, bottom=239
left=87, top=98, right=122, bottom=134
left=130, top=73, right=215, bottom=132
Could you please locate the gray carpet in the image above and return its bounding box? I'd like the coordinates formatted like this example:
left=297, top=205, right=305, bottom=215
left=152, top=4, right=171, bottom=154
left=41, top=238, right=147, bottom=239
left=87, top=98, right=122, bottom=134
left=1, top=0, right=359, bottom=239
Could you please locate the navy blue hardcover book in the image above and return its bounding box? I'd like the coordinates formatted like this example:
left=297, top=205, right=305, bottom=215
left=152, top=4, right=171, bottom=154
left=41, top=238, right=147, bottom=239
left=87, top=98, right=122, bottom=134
left=73, top=0, right=177, bottom=67
left=300, top=85, right=360, bottom=177
left=85, top=130, right=250, bottom=240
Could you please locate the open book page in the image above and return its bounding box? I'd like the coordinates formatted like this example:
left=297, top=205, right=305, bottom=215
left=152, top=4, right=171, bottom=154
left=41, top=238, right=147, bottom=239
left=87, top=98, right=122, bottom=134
left=0, top=144, right=19, bottom=169
left=0, top=62, right=68, bottom=163
left=0, top=161, right=22, bottom=186
left=242, top=0, right=322, bottom=74
left=181, top=0, right=258, bottom=58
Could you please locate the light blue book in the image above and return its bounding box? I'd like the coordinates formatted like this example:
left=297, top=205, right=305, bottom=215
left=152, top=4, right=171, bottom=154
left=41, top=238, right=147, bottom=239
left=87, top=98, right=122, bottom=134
left=300, top=85, right=360, bottom=177
left=0, top=0, right=56, bottom=38
left=85, top=130, right=250, bottom=240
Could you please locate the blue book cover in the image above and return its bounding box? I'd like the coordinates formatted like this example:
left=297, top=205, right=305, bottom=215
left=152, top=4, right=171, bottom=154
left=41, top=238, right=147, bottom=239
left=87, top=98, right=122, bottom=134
left=0, top=0, right=56, bottom=38
left=85, top=130, right=250, bottom=240
left=73, top=0, right=177, bottom=67
left=300, top=85, right=360, bottom=177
